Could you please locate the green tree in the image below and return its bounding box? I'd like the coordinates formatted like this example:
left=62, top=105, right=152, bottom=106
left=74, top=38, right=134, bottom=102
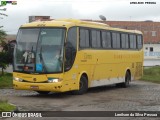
left=0, top=7, right=7, bottom=19
left=0, top=30, right=9, bottom=75
left=0, top=29, right=6, bottom=41
left=0, top=7, right=10, bottom=75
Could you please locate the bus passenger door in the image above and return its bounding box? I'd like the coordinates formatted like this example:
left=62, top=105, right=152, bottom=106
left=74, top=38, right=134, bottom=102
left=63, top=27, right=78, bottom=90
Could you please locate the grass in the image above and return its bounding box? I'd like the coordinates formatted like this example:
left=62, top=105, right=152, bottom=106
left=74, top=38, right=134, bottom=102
left=0, top=73, right=13, bottom=88
left=0, top=73, right=16, bottom=112
left=140, top=66, right=160, bottom=84
left=0, top=99, right=16, bottom=112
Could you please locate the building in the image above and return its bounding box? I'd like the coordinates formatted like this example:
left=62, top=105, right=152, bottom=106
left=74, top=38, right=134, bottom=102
left=5, top=34, right=16, bottom=42
left=103, top=20, right=160, bottom=44
left=29, top=16, right=51, bottom=23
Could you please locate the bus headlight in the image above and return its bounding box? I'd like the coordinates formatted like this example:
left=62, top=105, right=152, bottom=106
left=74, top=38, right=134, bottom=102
left=13, top=77, right=23, bottom=82
left=48, top=78, right=62, bottom=83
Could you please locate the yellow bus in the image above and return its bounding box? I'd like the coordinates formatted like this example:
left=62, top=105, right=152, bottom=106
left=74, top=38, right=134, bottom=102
left=13, top=19, right=143, bottom=95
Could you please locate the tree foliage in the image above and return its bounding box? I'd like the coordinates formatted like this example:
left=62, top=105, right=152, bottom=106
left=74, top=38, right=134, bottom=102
left=0, top=29, right=11, bottom=75
left=0, top=29, right=6, bottom=41
left=0, top=7, right=11, bottom=75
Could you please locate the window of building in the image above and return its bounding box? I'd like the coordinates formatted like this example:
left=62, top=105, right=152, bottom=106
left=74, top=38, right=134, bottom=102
left=151, top=31, right=156, bottom=36
left=150, top=47, right=153, bottom=52
left=80, top=29, right=89, bottom=48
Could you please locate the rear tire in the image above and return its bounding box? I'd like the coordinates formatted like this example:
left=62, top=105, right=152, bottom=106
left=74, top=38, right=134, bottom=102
left=36, top=91, right=50, bottom=95
left=122, top=71, right=131, bottom=88
left=116, top=71, right=131, bottom=88
left=72, top=76, right=88, bottom=95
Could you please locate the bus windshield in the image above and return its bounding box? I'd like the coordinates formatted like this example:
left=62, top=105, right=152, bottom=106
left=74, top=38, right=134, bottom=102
left=14, top=28, right=65, bottom=73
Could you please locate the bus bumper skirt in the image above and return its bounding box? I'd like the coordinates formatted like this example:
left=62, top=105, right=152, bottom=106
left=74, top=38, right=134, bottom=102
left=13, top=80, right=76, bottom=92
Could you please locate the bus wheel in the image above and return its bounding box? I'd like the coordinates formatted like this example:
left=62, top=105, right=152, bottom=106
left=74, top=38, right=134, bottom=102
left=116, top=71, right=130, bottom=88
left=36, top=91, right=50, bottom=95
left=72, top=76, right=88, bottom=95
left=122, top=71, right=131, bottom=88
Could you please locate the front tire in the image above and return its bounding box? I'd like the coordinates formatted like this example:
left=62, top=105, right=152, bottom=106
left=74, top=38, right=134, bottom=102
left=72, top=76, right=88, bottom=95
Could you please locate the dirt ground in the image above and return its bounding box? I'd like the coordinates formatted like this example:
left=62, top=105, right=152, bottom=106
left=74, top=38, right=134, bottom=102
left=0, top=80, right=160, bottom=120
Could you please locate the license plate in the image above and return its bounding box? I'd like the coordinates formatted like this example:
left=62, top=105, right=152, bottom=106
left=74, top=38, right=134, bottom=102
left=30, top=86, right=39, bottom=90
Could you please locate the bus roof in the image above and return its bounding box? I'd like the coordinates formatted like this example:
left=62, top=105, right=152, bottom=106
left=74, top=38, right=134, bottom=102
left=21, top=19, right=142, bottom=34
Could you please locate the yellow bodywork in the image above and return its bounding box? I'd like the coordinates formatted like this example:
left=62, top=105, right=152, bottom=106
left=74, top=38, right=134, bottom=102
left=13, top=19, right=143, bottom=92
left=13, top=72, right=78, bottom=92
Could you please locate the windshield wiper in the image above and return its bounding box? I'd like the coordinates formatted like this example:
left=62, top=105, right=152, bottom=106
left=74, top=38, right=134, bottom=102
left=39, top=46, right=48, bottom=72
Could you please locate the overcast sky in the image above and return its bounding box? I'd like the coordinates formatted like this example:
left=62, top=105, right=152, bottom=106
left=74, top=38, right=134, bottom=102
left=0, top=0, right=160, bottom=34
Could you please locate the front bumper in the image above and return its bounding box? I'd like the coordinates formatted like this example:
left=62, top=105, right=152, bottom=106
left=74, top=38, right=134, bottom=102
left=13, top=80, right=76, bottom=92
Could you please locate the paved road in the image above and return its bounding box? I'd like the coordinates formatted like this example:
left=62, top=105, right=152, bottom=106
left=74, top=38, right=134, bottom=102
left=4, top=65, right=13, bottom=73
left=0, top=80, right=160, bottom=120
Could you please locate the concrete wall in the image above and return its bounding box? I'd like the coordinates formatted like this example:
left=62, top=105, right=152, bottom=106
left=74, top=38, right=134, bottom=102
left=144, top=44, right=160, bottom=59
left=144, top=44, right=160, bottom=66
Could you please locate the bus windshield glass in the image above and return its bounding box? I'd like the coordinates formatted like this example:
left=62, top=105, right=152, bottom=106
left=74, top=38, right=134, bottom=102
left=14, top=28, right=65, bottom=73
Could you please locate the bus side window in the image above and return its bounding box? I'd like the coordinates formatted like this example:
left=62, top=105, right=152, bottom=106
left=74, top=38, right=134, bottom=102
left=102, top=31, right=111, bottom=48
left=91, top=30, right=101, bottom=48
left=133, top=35, right=137, bottom=49
left=65, top=27, right=77, bottom=71
left=112, top=32, right=121, bottom=49
left=121, top=33, right=129, bottom=49
left=129, top=34, right=137, bottom=49
left=125, top=34, right=129, bottom=49
left=129, top=34, right=134, bottom=49
left=137, top=35, right=143, bottom=49
left=121, top=33, right=126, bottom=49
left=116, top=33, right=120, bottom=49
left=80, top=29, right=89, bottom=48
